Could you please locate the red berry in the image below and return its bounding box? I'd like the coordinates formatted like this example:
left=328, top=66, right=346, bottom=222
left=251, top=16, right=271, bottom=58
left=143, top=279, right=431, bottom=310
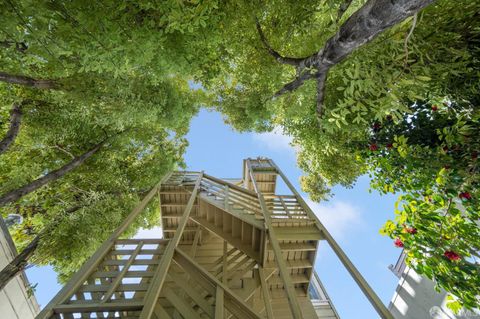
left=369, top=144, right=378, bottom=151
left=405, top=227, right=417, bottom=234
left=372, top=122, right=381, bottom=131
left=459, top=192, right=472, bottom=200
left=444, top=251, right=461, bottom=261
left=386, top=143, right=393, bottom=149
left=394, top=238, right=404, bottom=248
left=432, top=105, right=438, bottom=111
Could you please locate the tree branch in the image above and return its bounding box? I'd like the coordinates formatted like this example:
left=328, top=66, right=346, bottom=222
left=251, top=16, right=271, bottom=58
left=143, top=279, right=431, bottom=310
left=274, top=71, right=316, bottom=97
left=0, top=233, right=40, bottom=291
left=0, top=140, right=107, bottom=207
left=0, top=101, right=27, bottom=155
left=255, top=19, right=305, bottom=67
left=0, top=71, right=57, bottom=89
left=404, top=13, right=418, bottom=68
left=312, top=0, right=435, bottom=69
left=316, top=71, right=329, bottom=119
left=269, top=0, right=435, bottom=116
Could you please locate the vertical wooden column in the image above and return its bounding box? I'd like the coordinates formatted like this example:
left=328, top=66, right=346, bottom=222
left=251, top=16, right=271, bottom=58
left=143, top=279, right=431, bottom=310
left=246, top=159, right=303, bottom=319
left=139, top=172, right=204, bottom=319
left=269, top=159, right=394, bottom=319
left=36, top=172, right=172, bottom=319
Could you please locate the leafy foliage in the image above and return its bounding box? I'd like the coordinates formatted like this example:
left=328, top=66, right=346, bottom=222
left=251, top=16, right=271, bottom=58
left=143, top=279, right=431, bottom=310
left=0, top=0, right=478, bottom=309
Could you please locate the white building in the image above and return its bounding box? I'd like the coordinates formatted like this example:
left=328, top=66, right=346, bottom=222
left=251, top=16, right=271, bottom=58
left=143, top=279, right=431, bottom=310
left=0, top=217, right=40, bottom=319
left=309, top=272, right=340, bottom=319
left=389, top=252, right=478, bottom=319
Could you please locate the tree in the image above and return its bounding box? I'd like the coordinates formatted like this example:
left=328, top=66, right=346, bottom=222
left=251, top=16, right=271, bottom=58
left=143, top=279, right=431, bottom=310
left=0, top=0, right=209, bottom=284
left=198, top=0, right=479, bottom=310
left=371, top=102, right=480, bottom=310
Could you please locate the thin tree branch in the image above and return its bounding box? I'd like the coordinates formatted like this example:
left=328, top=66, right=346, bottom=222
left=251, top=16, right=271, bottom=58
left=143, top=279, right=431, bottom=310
left=255, top=18, right=305, bottom=67
left=403, top=13, right=418, bottom=68
left=0, top=71, right=57, bottom=89
left=336, top=0, right=354, bottom=22
left=274, top=71, right=316, bottom=97
left=52, top=144, right=75, bottom=159
left=0, top=101, right=28, bottom=155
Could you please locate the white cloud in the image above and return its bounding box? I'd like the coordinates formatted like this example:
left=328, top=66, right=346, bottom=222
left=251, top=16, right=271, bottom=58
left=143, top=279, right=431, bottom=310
left=134, top=226, right=163, bottom=239
left=305, top=199, right=364, bottom=240
left=252, top=128, right=296, bottom=154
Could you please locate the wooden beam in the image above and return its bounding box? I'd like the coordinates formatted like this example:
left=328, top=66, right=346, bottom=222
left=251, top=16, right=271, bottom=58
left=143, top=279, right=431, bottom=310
left=167, top=272, right=214, bottom=317
left=173, top=248, right=261, bottom=319
left=246, top=159, right=303, bottom=319
left=53, top=301, right=143, bottom=313
left=257, top=267, right=274, bottom=319
left=269, top=159, right=394, bottom=319
left=164, top=287, right=199, bottom=319
left=215, top=286, right=225, bottom=318
left=101, top=241, right=143, bottom=303
left=36, top=172, right=172, bottom=319
left=139, top=172, right=203, bottom=319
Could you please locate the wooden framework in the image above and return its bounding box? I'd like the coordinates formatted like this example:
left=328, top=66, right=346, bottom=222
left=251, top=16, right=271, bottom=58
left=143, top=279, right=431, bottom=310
left=36, top=159, right=393, bottom=319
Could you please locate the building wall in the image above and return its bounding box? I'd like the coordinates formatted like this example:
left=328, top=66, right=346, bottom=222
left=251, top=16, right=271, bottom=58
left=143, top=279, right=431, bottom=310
left=309, top=272, right=340, bottom=319
left=389, top=253, right=478, bottom=319
left=0, top=218, right=40, bottom=319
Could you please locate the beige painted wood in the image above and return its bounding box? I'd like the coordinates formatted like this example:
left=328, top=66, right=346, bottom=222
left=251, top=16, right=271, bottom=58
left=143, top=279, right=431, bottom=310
left=101, top=241, right=144, bottom=303
left=53, top=301, right=143, bottom=312
left=269, top=159, right=394, bottom=319
left=246, top=159, right=303, bottom=319
left=154, top=304, right=171, bottom=319
left=257, top=267, right=274, bottom=319
left=36, top=172, right=172, bottom=319
left=215, top=286, right=225, bottom=318
left=167, top=272, right=214, bottom=317
left=173, top=248, right=261, bottom=319
left=139, top=172, right=203, bottom=319
left=164, top=287, right=199, bottom=319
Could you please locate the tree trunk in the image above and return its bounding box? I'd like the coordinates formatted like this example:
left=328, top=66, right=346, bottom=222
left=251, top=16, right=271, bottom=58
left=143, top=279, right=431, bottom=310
left=0, top=72, right=56, bottom=89
left=0, top=140, right=105, bottom=207
left=0, top=234, right=40, bottom=291
left=269, top=0, right=435, bottom=115
left=312, top=0, right=435, bottom=68
left=0, top=101, right=26, bottom=155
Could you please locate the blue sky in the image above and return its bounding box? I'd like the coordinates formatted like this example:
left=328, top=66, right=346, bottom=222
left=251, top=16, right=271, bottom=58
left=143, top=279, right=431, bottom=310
left=27, top=109, right=402, bottom=318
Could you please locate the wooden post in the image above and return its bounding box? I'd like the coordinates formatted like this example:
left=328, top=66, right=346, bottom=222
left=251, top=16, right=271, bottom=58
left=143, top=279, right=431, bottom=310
left=257, top=267, right=274, bottom=319
left=139, top=172, right=203, bottom=319
left=215, top=286, right=225, bottom=318
left=36, top=172, right=172, bottom=319
left=246, top=159, right=303, bottom=319
left=269, top=159, right=394, bottom=319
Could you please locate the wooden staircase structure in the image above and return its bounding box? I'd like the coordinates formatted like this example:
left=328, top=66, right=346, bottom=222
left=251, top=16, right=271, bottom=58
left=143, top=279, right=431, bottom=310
left=36, top=158, right=393, bottom=319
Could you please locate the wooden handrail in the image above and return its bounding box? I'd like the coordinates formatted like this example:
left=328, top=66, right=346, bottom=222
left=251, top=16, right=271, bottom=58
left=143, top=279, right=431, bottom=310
left=36, top=172, right=173, bottom=319
left=203, top=173, right=258, bottom=197
left=269, top=159, right=394, bottom=319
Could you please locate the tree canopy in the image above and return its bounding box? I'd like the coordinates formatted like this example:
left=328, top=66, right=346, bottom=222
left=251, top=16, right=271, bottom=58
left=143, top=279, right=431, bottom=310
left=0, top=0, right=478, bottom=311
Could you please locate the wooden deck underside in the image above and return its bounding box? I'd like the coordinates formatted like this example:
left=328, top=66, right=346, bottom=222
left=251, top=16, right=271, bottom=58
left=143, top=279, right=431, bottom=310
left=39, top=159, right=341, bottom=319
